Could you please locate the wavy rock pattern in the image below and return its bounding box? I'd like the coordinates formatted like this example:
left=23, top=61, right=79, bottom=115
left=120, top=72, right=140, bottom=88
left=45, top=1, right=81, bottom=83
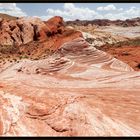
left=0, top=17, right=140, bottom=136
left=0, top=36, right=140, bottom=136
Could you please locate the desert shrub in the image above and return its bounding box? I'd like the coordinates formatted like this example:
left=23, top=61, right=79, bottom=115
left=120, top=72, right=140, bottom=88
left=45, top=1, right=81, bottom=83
left=122, top=52, right=130, bottom=56
left=27, top=51, right=31, bottom=55
left=18, top=52, right=22, bottom=55
left=0, top=45, right=18, bottom=54
left=57, top=29, right=62, bottom=34
left=17, top=68, right=22, bottom=72
left=13, top=58, right=17, bottom=62
left=46, top=31, right=52, bottom=37
left=19, top=55, right=28, bottom=59
left=33, top=57, right=39, bottom=60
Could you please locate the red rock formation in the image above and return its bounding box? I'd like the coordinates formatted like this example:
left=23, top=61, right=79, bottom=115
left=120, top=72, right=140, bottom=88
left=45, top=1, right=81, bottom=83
left=45, top=16, right=64, bottom=33
left=0, top=38, right=139, bottom=136
left=0, top=16, right=65, bottom=46
left=39, top=16, right=64, bottom=41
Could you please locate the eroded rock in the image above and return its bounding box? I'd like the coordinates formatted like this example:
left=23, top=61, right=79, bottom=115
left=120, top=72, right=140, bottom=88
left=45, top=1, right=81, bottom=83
left=0, top=16, right=65, bottom=46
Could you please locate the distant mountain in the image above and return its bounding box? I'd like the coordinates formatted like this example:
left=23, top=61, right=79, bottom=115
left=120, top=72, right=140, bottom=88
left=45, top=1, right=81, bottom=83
left=66, top=17, right=140, bottom=27
left=0, top=13, right=17, bottom=20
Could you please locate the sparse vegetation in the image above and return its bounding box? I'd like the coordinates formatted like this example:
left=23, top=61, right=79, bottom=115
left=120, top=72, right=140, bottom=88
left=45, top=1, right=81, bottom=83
left=0, top=13, right=17, bottom=20
left=19, top=55, right=28, bottom=59
left=0, top=45, right=18, bottom=54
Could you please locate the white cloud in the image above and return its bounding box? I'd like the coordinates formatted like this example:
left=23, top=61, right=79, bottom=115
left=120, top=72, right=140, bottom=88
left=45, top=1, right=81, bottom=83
left=0, top=3, right=27, bottom=17
left=118, top=8, right=123, bottom=11
left=40, top=4, right=140, bottom=21
left=64, top=3, right=75, bottom=11
left=103, top=6, right=140, bottom=20
left=45, top=3, right=98, bottom=21
left=97, top=4, right=116, bottom=11
left=125, top=6, right=140, bottom=17
left=0, top=3, right=139, bottom=21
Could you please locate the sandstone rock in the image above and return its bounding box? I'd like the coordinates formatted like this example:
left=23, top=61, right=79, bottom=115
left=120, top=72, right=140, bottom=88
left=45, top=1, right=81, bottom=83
left=0, top=16, right=65, bottom=46
left=0, top=91, right=26, bottom=135
left=0, top=16, right=140, bottom=136
left=0, top=18, right=34, bottom=46
left=0, top=31, right=14, bottom=46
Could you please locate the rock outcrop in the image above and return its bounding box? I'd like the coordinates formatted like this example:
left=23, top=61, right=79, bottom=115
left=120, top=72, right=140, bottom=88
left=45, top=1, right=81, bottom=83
left=0, top=16, right=65, bottom=46
left=66, top=17, right=140, bottom=27
left=0, top=16, right=83, bottom=58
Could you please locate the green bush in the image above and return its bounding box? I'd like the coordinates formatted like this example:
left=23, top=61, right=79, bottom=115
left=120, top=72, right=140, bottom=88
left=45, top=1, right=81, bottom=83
left=19, top=55, right=28, bottom=59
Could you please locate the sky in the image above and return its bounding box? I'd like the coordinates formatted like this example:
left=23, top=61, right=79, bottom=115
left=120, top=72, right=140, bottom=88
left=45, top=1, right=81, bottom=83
left=0, top=3, right=140, bottom=21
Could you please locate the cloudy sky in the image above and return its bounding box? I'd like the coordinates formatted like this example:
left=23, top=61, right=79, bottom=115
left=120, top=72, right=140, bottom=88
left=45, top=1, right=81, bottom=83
left=0, top=3, right=140, bottom=21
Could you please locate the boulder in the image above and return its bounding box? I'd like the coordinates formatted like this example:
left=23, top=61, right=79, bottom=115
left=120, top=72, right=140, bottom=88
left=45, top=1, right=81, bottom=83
left=0, top=16, right=65, bottom=46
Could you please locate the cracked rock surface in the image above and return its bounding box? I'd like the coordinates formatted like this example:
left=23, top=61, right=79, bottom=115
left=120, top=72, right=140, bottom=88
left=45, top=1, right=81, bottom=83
left=0, top=16, right=140, bottom=136
left=0, top=38, right=140, bottom=136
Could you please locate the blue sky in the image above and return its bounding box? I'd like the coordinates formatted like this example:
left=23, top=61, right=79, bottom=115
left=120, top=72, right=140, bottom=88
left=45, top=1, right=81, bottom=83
left=0, top=3, right=140, bottom=21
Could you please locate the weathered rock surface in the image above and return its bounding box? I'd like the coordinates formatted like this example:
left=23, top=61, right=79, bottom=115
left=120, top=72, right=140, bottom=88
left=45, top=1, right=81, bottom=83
left=0, top=16, right=65, bottom=46
left=0, top=16, right=140, bottom=136
left=0, top=37, right=140, bottom=136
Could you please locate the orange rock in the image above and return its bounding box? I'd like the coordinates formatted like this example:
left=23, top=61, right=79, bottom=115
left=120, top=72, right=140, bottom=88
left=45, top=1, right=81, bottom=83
left=0, top=16, right=65, bottom=46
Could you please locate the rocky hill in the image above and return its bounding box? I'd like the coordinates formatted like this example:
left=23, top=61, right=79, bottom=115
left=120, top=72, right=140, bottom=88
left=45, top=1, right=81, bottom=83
left=66, top=17, right=140, bottom=27
left=0, top=16, right=82, bottom=60
left=0, top=13, right=17, bottom=20
left=0, top=16, right=65, bottom=46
